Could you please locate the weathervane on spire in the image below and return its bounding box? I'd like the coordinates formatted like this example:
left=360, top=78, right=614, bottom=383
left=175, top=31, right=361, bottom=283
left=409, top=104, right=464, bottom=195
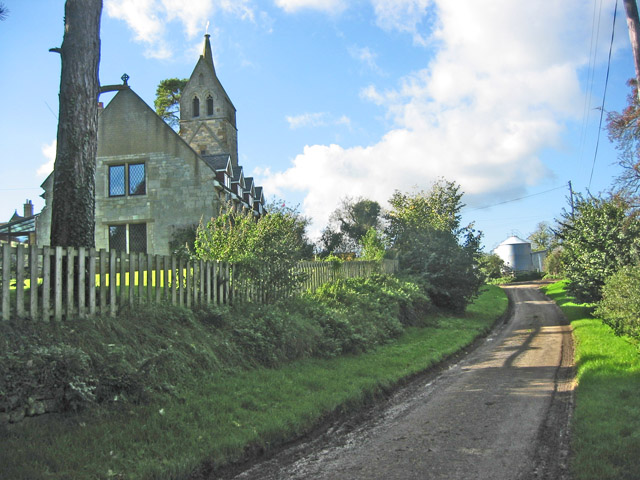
left=206, top=21, right=210, bottom=35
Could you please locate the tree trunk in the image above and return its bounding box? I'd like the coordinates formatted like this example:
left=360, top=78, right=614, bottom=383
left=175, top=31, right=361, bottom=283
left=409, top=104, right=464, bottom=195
left=50, top=0, right=102, bottom=248
left=624, top=0, right=640, bottom=98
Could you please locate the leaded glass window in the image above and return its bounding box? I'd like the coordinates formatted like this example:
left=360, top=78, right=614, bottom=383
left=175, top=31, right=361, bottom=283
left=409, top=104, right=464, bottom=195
left=109, top=165, right=125, bottom=197
left=193, top=96, right=200, bottom=117
left=109, top=225, right=126, bottom=252
left=109, top=223, right=146, bottom=254
left=207, top=95, right=214, bottom=116
left=129, top=224, right=147, bottom=253
left=128, top=163, right=145, bottom=195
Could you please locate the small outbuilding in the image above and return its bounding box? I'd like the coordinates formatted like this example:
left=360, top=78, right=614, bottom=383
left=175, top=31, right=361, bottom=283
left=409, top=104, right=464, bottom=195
left=493, top=236, right=534, bottom=273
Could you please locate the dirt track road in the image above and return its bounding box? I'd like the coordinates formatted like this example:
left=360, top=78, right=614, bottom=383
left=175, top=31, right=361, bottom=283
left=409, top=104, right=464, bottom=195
left=227, top=283, right=575, bottom=480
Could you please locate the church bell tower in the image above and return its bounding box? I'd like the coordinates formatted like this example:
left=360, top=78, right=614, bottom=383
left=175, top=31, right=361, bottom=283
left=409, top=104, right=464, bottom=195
left=179, top=34, right=238, bottom=166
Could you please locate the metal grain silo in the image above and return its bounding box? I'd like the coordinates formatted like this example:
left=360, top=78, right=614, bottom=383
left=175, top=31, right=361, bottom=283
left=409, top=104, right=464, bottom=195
left=493, top=236, right=533, bottom=273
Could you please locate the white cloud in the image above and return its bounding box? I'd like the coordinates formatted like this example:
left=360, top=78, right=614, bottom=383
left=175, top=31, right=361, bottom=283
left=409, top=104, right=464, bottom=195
left=105, top=0, right=255, bottom=58
left=37, top=139, right=56, bottom=177
left=286, top=112, right=352, bottom=129
left=274, top=0, right=347, bottom=14
left=261, top=0, right=598, bottom=239
left=348, top=45, right=382, bottom=73
left=371, top=0, right=434, bottom=46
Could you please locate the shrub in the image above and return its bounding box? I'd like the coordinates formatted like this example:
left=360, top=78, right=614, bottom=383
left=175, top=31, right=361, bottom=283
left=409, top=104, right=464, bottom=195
left=556, top=194, right=640, bottom=302
left=595, top=264, right=640, bottom=340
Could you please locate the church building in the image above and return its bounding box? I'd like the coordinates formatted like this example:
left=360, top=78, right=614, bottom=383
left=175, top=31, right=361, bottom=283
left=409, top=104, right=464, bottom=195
left=37, top=34, right=265, bottom=255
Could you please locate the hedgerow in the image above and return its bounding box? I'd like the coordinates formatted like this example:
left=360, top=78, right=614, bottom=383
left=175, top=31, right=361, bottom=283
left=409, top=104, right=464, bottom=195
left=1, top=274, right=432, bottom=417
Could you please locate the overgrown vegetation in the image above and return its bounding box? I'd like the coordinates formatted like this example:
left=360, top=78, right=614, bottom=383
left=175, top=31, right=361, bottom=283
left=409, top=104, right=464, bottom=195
left=0, top=284, right=507, bottom=479
left=1, top=274, right=431, bottom=417
left=542, top=281, right=640, bottom=480
left=386, top=180, right=483, bottom=312
left=594, top=264, right=640, bottom=339
left=195, top=203, right=313, bottom=303
left=555, top=193, right=640, bottom=303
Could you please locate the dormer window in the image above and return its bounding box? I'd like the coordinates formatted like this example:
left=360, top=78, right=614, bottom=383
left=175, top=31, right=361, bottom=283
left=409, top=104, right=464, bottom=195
left=224, top=173, right=231, bottom=189
left=207, top=95, right=214, bottom=116
left=192, top=96, right=200, bottom=117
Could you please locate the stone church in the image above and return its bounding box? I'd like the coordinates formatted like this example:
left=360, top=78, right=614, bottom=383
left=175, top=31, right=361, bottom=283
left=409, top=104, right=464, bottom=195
left=37, top=34, right=265, bottom=255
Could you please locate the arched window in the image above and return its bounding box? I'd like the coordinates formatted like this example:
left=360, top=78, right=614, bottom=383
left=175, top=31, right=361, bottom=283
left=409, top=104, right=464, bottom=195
left=192, top=96, right=200, bottom=117
left=207, top=95, right=214, bottom=116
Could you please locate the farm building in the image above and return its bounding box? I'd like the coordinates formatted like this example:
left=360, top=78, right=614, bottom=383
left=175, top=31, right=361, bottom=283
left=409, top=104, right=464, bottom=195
left=493, top=236, right=538, bottom=273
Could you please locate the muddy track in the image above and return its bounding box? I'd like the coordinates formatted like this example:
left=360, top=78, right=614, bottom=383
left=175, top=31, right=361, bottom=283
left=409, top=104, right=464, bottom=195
left=203, top=282, right=575, bottom=480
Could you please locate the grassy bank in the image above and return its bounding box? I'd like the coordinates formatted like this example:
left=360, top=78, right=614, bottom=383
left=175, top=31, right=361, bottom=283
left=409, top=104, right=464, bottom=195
left=1, top=284, right=506, bottom=479
left=541, top=281, right=640, bottom=480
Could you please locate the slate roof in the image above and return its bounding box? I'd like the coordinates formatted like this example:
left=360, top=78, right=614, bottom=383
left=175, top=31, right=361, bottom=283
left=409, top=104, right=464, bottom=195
left=201, top=154, right=231, bottom=173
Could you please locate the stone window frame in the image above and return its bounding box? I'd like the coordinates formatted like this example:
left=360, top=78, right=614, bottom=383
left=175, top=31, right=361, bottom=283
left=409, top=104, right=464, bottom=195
left=108, top=162, right=146, bottom=198
left=193, top=96, right=200, bottom=117
left=206, top=94, right=214, bottom=116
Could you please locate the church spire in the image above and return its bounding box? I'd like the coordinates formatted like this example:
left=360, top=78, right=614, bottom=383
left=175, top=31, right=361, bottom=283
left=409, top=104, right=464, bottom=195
left=202, top=34, right=215, bottom=74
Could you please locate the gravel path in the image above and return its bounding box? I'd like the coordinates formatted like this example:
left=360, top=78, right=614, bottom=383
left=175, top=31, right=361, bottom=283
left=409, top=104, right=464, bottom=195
left=222, top=282, right=575, bottom=480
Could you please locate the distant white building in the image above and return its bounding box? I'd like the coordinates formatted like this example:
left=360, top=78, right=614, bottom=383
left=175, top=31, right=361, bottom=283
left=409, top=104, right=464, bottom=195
left=493, top=236, right=537, bottom=273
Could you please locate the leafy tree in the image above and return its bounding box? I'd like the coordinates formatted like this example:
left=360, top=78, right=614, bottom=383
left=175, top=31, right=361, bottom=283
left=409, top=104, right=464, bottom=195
left=477, top=253, right=506, bottom=282
left=543, top=247, right=565, bottom=277
left=194, top=203, right=312, bottom=303
left=329, top=197, right=382, bottom=250
left=556, top=193, right=640, bottom=302
left=607, top=79, right=640, bottom=196
left=360, top=227, right=388, bottom=261
left=154, top=78, right=188, bottom=130
left=386, top=179, right=483, bottom=312
left=527, top=221, right=554, bottom=251
left=50, top=0, right=102, bottom=247
left=316, top=226, right=347, bottom=258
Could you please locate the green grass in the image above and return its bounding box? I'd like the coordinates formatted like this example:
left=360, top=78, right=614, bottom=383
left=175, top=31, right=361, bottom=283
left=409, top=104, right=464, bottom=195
left=541, top=280, right=640, bottom=480
left=0, top=285, right=507, bottom=479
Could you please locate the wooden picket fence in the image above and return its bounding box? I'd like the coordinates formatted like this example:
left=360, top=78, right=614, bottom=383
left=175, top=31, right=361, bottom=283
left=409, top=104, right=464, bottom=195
left=0, top=244, right=398, bottom=322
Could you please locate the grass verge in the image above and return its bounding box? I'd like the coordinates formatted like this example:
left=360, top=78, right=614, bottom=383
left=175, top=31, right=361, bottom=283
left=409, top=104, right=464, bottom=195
left=541, top=280, right=640, bottom=480
left=0, top=285, right=507, bottom=479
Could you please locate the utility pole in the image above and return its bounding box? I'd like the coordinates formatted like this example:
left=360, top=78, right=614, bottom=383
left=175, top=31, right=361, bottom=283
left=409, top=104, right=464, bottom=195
left=568, top=181, right=575, bottom=219
left=624, top=0, right=640, bottom=98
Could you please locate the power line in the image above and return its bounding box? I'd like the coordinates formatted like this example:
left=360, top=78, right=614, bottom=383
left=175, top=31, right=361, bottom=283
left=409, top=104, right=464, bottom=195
left=578, top=0, right=604, bottom=165
left=466, top=185, right=567, bottom=212
left=589, top=0, right=618, bottom=189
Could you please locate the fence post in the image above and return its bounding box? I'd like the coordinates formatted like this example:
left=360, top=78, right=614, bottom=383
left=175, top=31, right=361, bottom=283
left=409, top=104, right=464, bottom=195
left=88, top=248, right=96, bottom=315
left=99, top=249, right=107, bottom=314
left=213, top=261, right=219, bottom=305
left=54, top=246, right=63, bottom=321
left=78, top=247, right=86, bottom=317
left=119, top=250, right=126, bottom=305
left=110, top=249, right=117, bottom=317
left=146, top=253, right=153, bottom=303
left=2, top=244, right=11, bottom=321
left=186, top=259, right=192, bottom=308
left=29, top=245, right=38, bottom=320
left=66, top=247, right=75, bottom=319
left=155, top=255, right=162, bottom=304
left=129, top=251, right=136, bottom=305
left=171, top=256, right=177, bottom=305
left=42, top=246, right=51, bottom=322
left=16, top=244, right=25, bottom=319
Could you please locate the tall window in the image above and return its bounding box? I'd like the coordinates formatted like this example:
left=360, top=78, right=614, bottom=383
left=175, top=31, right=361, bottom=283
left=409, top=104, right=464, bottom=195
left=193, top=96, right=200, bottom=117
left=109, top=163, right=145, bottom=197
left=207, top=95, right=214, bottom=116
left=109, top=223, right=147, bottom=253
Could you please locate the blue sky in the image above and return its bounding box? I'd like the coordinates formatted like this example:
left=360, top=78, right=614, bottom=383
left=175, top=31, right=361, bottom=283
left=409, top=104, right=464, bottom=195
left=0, top=0, right=636, bottom=251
